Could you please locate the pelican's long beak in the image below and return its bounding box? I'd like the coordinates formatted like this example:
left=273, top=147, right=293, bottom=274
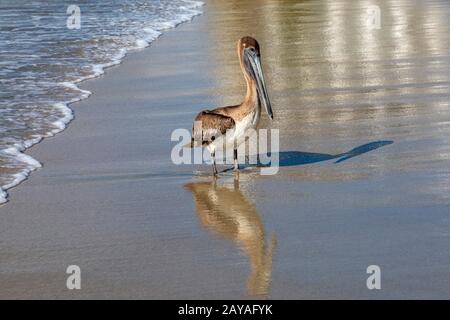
left=244, top=48, right=273, bottom=120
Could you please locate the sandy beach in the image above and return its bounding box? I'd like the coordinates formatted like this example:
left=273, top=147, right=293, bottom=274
left=1, top=0, right=450, bottom=299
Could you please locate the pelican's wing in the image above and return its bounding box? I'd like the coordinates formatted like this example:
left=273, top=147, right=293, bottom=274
left=193, top=111, right=235, bottom=146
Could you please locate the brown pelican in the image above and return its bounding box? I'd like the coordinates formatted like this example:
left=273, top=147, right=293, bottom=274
left=190, top=37, right=273, bottom=174
left=185, top=179, right=276, bottom=296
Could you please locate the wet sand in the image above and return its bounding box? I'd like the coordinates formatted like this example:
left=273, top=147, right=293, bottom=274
left=1, top=0, right=450, bottom=299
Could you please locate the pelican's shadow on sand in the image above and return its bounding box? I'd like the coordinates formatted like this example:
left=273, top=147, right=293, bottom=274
left=231, top=140, right=393, bottom=170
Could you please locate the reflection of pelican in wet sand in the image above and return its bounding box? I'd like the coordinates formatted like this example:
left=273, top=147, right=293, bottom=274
left=185, top=179, right=276, bottom=296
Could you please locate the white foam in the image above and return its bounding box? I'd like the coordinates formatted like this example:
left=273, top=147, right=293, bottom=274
left=84, top=48, right=128, bottom=81
left=0, top=188, right=7, bottom=204
left=50, top=102, right=75, bottom=133
left=60, top=82, right=92, bottom=100
left=0, top=144, right=43, bottom=204
left=0, top=102, right=72, bottom=205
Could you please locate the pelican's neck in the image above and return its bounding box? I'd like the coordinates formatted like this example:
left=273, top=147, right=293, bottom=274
left=244, top=77, right=258, bottom=105
left=241, top=64, right=259, bottom=112
left=238, top=46, right=259, bottom=115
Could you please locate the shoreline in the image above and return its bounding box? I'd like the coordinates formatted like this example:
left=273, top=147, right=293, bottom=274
left=0, top=2, right=204, bottom=206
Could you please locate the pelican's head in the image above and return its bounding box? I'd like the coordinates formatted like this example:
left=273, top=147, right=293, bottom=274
left=238, top=36, right=273, bottom=120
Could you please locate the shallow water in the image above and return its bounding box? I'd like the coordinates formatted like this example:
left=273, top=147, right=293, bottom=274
left=204, top=0, right=450, bottom=205
left=182, top=0, right=450, bottom=297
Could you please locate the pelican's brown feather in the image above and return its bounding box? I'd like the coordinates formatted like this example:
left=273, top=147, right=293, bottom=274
left=192, top=111, right=235, bottom=146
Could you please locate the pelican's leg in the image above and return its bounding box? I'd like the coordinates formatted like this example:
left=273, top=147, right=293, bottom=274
left=234, top=148, right=239, bottom=171
left=211, top=150, right=218, bottom=175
